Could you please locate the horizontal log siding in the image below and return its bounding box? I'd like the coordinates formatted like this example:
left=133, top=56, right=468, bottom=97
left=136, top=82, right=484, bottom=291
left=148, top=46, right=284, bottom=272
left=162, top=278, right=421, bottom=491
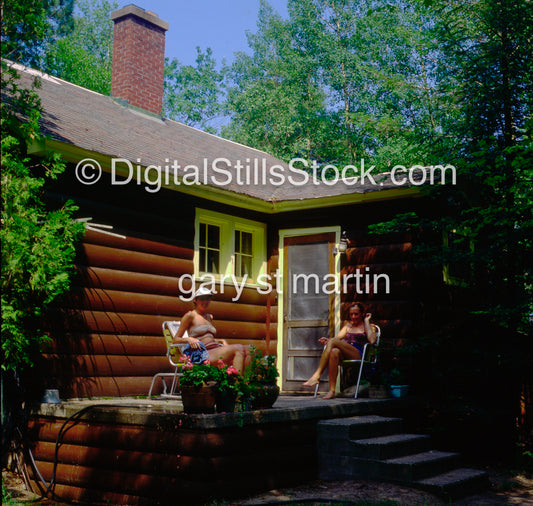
left=45, top=226, right=277, bottom=398
left=340, top=231, right=417, bottom=345
left=26, top=416, right=315, bottom=504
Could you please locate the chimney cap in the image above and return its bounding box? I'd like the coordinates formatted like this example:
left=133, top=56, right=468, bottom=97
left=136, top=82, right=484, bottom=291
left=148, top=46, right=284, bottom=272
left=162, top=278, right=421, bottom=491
left=111, top=4, right=169, bottom=31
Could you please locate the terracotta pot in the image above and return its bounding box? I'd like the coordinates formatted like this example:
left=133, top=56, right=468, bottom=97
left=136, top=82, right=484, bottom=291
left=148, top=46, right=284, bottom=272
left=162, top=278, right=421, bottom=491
left=251, top=384, right=280, bottom=409
left=181, top=382, right=217, bottom=413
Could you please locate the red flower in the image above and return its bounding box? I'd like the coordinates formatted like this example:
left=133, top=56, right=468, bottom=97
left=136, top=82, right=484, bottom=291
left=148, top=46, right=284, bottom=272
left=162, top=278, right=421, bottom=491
left=226, top=366, right=239, bottom=376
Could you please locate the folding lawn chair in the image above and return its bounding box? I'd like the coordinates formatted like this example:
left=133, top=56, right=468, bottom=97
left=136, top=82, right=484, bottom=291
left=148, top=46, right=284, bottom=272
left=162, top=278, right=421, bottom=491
left=148, top=321, right=188, bottom=398
left=314, top=324, right=381, bottom=399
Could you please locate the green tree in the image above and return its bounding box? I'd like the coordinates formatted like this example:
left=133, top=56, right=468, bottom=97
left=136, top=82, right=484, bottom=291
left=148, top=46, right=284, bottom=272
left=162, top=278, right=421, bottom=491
left=370, top=0, right=532, bottom=459
left=1, top=0, right=84, bottom=454
left=44, top=0, right=117, bottom=94
left=224, top=0, right=448, bottom=167
left=288, top=0, right=448, bottom=166
left=0, top=0, right=74, bottom=67
left=1, top=77, right=83, bottom=372
left=423, top=0, right=533, bottom=327
left=163, top=47, right=226, bottom=133
left=223, top=0, right=330, bottom=162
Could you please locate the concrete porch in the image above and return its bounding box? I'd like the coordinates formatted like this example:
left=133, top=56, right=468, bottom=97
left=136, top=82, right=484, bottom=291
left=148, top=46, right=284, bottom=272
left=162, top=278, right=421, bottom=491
left=26, top=395, right=409, bottom=504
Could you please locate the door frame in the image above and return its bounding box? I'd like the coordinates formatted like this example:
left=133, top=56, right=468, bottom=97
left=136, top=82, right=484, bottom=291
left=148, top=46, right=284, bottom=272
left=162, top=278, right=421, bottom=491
left=277, top=226, right=342, bottom=391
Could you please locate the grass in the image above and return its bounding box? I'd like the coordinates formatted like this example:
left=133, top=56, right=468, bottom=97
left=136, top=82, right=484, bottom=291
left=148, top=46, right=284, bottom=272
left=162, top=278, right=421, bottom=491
left=2, top=486, right=21, bottom=506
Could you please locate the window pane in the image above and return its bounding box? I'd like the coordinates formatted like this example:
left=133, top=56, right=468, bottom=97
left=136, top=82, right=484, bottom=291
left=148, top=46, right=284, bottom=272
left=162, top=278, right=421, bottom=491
left=235, top=254, right=252, bottom=278
left=242, top=255, right=252, bottom=277
left=200, top=223, right=207, bottom=247
left=241, top=231, right=252, bottom=254
left=235, top=231, right=241, bottom=252
left=208, top=225, right=220, bottom=248
left=199, top=248, right=206, bottom=271
left=288, top=326, right=328, bottom=350
left=207, top=250, right=219, bottom=274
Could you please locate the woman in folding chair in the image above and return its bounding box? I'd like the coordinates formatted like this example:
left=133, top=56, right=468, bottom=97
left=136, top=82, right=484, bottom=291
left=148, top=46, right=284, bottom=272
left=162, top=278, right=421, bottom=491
left=172, top=286, right=249, bottom=373
left=303, top=302, right=378, bottom=399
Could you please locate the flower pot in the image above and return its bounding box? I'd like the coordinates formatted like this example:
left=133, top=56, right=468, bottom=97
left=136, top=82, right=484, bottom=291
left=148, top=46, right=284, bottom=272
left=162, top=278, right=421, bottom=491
left=216, top=389, right=237, bottom=413
left=251, top=384, right=280, bottom=409
left=390, top=384, right=409, bottom=398
left=369, top=385, right=390, bottom=399
left=181, top=382, right=217, bottom=413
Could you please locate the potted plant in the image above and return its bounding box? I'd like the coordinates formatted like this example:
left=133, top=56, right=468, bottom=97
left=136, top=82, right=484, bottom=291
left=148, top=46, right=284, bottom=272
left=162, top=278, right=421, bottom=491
left=213, top=360, right=240, bottom=413
left=387, top=342, right=411, bottom=398
left=388, top=367, right=409, bottom=398
left=242, top=346, right=280, bottom=409
left=180, top=357, right=219, bottom=413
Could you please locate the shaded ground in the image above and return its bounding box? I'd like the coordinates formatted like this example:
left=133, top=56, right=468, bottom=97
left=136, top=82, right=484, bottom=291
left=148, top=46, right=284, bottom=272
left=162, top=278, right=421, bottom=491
left=230, top=470, right=533, bottom=505
left=3, top=468, right=532, bottom=505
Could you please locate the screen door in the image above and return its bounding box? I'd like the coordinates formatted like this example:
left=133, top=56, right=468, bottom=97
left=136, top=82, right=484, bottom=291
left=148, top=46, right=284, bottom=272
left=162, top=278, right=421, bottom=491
left=282, top=232, right=336, bottom=392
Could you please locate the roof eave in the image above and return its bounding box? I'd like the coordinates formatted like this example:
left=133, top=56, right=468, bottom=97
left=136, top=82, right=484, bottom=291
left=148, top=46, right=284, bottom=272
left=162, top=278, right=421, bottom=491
left=30, top=138, right=423, bottom=214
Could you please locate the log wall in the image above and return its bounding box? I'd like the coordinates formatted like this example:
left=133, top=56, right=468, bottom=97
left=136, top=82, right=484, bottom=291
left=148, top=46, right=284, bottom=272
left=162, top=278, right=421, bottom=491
left=43, top=226, right=277, bottom=399
left=42, top=170, right=423, bottom=398
left=26, top=414, right=316, bottom=504
left=339, top=230, right=418, bottom=346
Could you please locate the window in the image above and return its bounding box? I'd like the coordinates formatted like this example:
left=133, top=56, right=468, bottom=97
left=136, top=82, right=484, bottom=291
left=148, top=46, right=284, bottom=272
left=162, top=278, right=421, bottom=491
left=235, top=230, right=253, bottom=277
left=195, top=209, right=266, bottom=283
left=443, top=229, right=474, bottom=286
left=199, top=223, right=220, bottom=274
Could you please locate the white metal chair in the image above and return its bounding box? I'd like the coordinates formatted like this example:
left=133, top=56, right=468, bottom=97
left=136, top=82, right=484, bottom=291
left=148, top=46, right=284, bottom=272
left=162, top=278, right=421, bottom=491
left=148, top=321, right=188, bottom=398
left=314, top=325, right=381, bottom=399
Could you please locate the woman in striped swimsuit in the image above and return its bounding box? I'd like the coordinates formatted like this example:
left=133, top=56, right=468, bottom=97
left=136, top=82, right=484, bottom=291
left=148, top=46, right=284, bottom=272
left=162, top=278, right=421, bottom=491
left=173, top=287, right=249, bottom=373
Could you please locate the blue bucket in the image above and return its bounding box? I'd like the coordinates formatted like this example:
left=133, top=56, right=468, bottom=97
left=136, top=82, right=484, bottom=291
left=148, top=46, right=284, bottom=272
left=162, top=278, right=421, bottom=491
left=390, top=385, right=409, bottom=398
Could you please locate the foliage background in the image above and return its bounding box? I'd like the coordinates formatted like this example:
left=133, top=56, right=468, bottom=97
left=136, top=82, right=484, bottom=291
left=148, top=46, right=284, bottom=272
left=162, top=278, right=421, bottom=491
left=1, top=0, right=85, bottom=458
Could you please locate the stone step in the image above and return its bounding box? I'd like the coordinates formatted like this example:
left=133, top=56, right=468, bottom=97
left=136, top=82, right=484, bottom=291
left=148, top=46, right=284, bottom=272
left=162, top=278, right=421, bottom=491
left=318, top=415, right=403, bottom=440
left=415, top=468, right=489, bottom=499
left=317, top=416, right=404, bottom=456
left=317, top=416, right=488, bottom=499
left=350, top=433, right=432, bottom=460
left=382, top=450, right=459, bottom=482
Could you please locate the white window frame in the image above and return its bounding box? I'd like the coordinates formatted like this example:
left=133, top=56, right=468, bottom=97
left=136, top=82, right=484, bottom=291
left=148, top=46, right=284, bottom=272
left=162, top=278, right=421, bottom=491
left=194, top=208, right=267, bottom=284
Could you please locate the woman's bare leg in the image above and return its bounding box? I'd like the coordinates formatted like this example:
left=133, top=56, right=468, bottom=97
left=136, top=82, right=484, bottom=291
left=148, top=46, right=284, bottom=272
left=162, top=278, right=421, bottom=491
left=323, top=348, right=342, bottom=399
left=208, top=344, right=246, bottom=373
left=303, top=338, right=341, bottom=387
left=243, top=345, right=252, bottom=370
left=322, top=341, right=362, bottom=399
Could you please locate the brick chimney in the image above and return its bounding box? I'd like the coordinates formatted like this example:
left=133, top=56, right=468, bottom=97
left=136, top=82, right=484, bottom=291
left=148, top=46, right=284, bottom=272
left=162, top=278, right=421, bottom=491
left=110, top=5, right=168, bottom=115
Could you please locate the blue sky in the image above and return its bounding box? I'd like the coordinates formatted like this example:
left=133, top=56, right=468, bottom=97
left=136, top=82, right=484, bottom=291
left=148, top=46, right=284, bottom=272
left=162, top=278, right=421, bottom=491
left=115, top=1, right=289, bottom=65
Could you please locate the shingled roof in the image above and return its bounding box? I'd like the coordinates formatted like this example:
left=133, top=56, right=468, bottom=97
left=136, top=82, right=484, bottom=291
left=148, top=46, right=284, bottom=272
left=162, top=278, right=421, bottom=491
left=10, top=62, right=418, bottom=209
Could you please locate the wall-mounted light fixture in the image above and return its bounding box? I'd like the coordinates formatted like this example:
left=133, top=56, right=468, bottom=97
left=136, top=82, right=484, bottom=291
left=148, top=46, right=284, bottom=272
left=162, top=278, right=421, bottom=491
left=333, top=231, right=349, bottom=256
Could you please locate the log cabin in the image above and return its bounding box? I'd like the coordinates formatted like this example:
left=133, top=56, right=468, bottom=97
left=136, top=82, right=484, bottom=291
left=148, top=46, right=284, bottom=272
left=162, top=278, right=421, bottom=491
left=12, top=4, right=445, bottom=399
